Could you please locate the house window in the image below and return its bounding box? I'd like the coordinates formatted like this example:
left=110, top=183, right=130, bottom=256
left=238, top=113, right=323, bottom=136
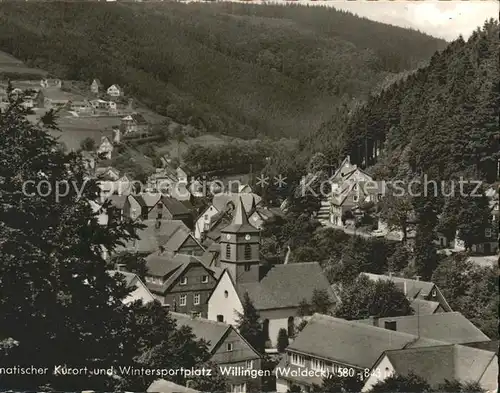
left=244, top=264, right=251, bottom=272
left=226, top=343, right=233, bottom=351
left=179, top=295, right=187, bottom=306
left=263, top=319, right=269, bottom=341
left=226, top=244, right=231, bottom=259
left=485, top=228, right=492, bottom=238
left=194, top=293, right=200, bottom=305
left=311, top=358, right=325, bottom=371
left=231, top=383, right=246, bottom=393
left=244, top=244, right=251, bottom=260
left=291, top=353, right=305, bottom=367
left=157, top=212, right=163, bottom=220
left=224, top=290, right=229, bottom=298
left=141, top=207, right=148, bottom=219
left=202, top=275, right=209, bottom=283
left=353, top=195, right=359, bottom=203
left=288, top=316, right=295, bottom=338
left=246, top=360, right=253, bottom=369
left=204, top=214, right=209, bottom=221
left=180, top=277, right=187, bottom=285
left=217, top=315, right=224, bottom=322
left=431, top=289, right=437, bottom=297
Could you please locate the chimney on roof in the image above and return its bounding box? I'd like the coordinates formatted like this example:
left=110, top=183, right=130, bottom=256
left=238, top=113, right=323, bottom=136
left=116, top=263, right=127, bottom=272
left=414, top=275, right=421, bottom=281
left=384, top=321, right=397, bottom=331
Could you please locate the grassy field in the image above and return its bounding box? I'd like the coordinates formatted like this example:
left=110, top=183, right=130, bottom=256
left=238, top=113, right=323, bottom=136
left=0, top=50, right=47, bottom=77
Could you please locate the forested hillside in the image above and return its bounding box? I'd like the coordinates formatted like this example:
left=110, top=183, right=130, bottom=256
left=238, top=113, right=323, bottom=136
left=0, top=2, right=445, bottom=138
left=310, top=19, right=499, bottom=183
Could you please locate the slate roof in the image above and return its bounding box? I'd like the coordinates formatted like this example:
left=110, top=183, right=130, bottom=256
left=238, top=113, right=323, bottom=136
left=115, top=219, right=189, bottom=254
left=145, top=253, right=215, bottom=294
left=171, top=312, right=231, bottom=352
left=237, top=262, right=334, bottom=311
left=381, top=344, right=498, bottom=389
left=221, top=197, right=260, bottom=234
left=107, top=195, right=127, bottom=210
left=362, top=273, right=436, bottom=299
left=287, top=313, right=447, bottom=369
left=162, top=227, right=204, bottom=254
left=161, top=196, right=190, bottom=216
left=136, top=193, right=162, bottom=208
left=410, top=298, right=441, bottom=315
left=212, top=192, right=262, bottom=214
left=354, top=312, right=490, bottom=345
left=147, top=379, right=200, bottom=393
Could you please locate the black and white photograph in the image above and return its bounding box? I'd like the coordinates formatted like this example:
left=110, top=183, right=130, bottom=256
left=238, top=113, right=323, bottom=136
left=0, top=0, right=498, bottom=392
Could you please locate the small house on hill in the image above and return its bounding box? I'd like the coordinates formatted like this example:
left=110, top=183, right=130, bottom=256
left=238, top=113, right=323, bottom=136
left=172, top=312, right=262, bottom=392
left=107, top=84, right=123, bottom=97
left=120, top=113, right=149, bottom=134
left=90, top=78, right=103, bottom=94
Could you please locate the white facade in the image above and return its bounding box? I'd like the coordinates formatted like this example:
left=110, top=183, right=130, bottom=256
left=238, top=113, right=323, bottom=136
left=107, top=84, right=122, bottom=97
left=361, top=355, right=395, bottom=392
left=194, top=205, right=219, bottom=239
left=207, top=271, right=243, bottom=325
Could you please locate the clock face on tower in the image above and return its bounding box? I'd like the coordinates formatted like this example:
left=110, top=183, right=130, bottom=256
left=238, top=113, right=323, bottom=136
left=226, top=234, right=231, bottom=240
left=245, top=234, right=251, bottom=240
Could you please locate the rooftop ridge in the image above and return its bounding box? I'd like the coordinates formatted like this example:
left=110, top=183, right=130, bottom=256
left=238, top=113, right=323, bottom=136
left=362, top=272, right=436, bottom=286
left=171, top=312, right=232, bottom=329
left=309, top=313, right=447, bottom=342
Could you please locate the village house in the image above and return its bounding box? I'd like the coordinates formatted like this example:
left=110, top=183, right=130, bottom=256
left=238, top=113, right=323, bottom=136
left=149, top=224, right=205, bottom=256
left=206, top=198, right=334, bottom=348
left=275, top=313, right=448, bottom=393
left=90, top=99, right=117, bottom=113
left=354, top=312, right=491, bottom=345
left=107, top=265, right=155, bottom=305
left=362, top=344, right=498, bottom=393
left=40, top=78, right=62, bottom=89
left=361, top=273, right=452, bottom=314
left=144, top=253, right=217, bottom=316
left=90, top=78, right=103, bottom=94
left=107, top=84, right=123, bottom=97
left=147, top=379, right=200, bottom=393
left=97, top=136, right=114, bottom=160
left=120, top=113, right=149, bottom=134
left=172, top=312, right=263, bottom=393
left=195, top=192, right=262, bottom=241
left=114, top=219, right=190, bottom=256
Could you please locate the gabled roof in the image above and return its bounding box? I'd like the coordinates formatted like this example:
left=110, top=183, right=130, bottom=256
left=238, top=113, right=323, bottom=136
left=108, top=84, right=122, bottom=90
left=221, top=197, right=260, bottom=234
left=287, top=313, right=447, bottom=369
left=147, top=379, right=200, bottom=393
left=135, top=193, right=162, bottom=208
left=145, top=253, right=216, bottom=294
left=361, top=273, right=450, bottom=308
left=115, top=219, right=189, bottom=255
left=354, top=312, right=490, bottom=345
left=161, top=196, right=190, bottom=216
left=378, top=344, right=497, bottom=389
left=107, top=269, right=155, bottom=305
left=161, top=227, right=204, bottom=254
left=236, top=262, right=334, bottom=310
left=212, top=192, right=262, bottom=213
left=410, top=298, right=441, bottom=315
left=172, top=312, right=261, bottom=361
left=171, top=312, right=231, bottom=353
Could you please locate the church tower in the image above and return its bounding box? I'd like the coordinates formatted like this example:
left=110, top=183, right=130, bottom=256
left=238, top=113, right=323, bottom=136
left=219, top=197, right=261, bottom=283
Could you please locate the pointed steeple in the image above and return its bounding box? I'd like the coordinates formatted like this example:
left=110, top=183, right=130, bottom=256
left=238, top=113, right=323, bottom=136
left=222, top=197, right=259, bottom=233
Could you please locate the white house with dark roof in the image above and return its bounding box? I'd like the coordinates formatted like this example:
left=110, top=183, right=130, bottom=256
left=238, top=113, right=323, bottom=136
left=353, top=312, right=490, bottom=345
left=107, top=268, right=155, bottom=305
left=144, top=253, right=217, bottom=316
left=171, top=312, right=262, bottom=392
left=361, top=273, right=452, bottom=314
left=207, top=198, right=335, bottom=348
left=362, top=344, right=498, bottom=392
left=275, top=313, right=447, bottom=392
left=107, top=84, right=123, bottom=97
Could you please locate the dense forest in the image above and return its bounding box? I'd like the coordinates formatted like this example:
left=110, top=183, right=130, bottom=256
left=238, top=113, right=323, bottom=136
left=309, top=19, right=499, bottom=183
left=0, top=2, right=445, bottom=139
